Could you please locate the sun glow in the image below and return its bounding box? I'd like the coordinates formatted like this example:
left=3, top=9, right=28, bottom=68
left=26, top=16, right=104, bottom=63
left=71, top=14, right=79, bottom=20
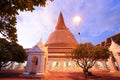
left=73, top=16, right=82, bottom=23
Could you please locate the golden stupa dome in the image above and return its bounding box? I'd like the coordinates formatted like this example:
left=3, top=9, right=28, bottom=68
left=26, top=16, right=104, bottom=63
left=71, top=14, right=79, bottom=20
left=45, top=12, right=78, bottom=47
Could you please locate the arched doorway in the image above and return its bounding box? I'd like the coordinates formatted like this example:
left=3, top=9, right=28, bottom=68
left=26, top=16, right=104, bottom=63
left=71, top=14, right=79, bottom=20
left=30, top=56, right=38, bottom=74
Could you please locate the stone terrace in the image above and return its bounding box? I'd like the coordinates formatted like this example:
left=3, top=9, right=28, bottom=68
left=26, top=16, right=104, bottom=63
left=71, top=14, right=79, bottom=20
left=0, top=70, right=120, bottom=80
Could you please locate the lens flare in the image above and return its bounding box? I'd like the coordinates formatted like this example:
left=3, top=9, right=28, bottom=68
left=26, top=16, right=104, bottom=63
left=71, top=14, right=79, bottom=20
left=73, top=16, right=82, bottom=23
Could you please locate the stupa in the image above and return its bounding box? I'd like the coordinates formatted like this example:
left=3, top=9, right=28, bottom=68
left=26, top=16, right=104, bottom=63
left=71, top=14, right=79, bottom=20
left=45, top=12, right=78, bottom=71
left=45, top=12, right=77, bottom=47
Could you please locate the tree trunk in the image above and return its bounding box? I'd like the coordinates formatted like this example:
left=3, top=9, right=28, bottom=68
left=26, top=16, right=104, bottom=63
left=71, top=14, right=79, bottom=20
left=83, top=68, right=87, bottom=78
left=83, top=68, right=92, bottom=78
left=0, top=65, right=2, bottom=70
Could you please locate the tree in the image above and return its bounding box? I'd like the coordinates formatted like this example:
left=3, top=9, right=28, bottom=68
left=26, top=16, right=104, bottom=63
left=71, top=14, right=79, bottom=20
left=0, top=0, right=53, bottom=42
left=70, top=42, right=110, bottom=78
left=0, top=38, right=27, bottom=70
left=0, top=38, right=12, bottom=69
left=10, top=42, right=27, bottom=63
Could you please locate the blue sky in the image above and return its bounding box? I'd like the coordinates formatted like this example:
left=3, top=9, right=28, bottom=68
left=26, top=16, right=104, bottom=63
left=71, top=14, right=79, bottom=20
left=16, top=0, right=120, bottom=48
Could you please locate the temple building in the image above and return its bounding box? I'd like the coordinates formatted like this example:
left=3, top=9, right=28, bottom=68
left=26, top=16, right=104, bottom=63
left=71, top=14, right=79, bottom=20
left=23, top=39, right=48, bottom=75
left=108, top=40, right=120, bottom=72
left=45, top=12, right=80, bottom=71
left=22, top=12, right=81, bottom=75
left=100, top=32, right=120, bottom=72
left=5, top=12, right=120, bottom=74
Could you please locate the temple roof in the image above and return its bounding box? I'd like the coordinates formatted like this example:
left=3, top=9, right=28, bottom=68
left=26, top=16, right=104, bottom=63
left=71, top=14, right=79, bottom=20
left=45, top=12, right=78, bottom=47
left=29, top=38, right=47, bottom=53
left=109, top=40, right=120, bottom=53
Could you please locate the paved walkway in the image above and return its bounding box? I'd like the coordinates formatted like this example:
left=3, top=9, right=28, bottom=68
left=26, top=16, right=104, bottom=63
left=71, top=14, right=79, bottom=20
left=0, top=70, right=120, bottom=80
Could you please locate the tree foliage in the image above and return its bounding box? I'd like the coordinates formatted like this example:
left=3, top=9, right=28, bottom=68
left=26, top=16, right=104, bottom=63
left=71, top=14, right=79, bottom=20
left=0, top=0, right=52, bottom=42
left=0, top=38, right=27, bottom=70
left=9, top=42, right=27, bottom=63
left=0, top=38, right=12, bottom=69
left=70, top=42, right=110, bottom=77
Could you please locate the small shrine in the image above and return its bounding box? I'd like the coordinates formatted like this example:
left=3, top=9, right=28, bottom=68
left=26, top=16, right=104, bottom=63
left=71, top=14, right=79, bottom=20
left=23, top=39, right=48, bottom=76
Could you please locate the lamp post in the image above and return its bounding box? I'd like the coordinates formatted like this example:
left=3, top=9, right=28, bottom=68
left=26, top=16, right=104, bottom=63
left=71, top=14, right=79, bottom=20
left=73, top=16, right=82, bottom=43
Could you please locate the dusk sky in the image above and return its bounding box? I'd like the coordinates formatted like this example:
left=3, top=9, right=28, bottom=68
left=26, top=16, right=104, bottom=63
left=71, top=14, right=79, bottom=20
left=16, top=0, right=120, bottom=48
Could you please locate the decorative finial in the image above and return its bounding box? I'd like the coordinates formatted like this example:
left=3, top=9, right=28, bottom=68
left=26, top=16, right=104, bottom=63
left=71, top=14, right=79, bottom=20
left=55, top=12, right=67, bottom=30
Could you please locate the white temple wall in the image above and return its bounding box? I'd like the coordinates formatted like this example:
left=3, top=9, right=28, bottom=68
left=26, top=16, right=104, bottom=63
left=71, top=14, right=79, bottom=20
left=47, top=58, right=111, bottom=72
left=108, top=56, right=117, bottom=72
left=47, top=58, right=83, bottom=72
left=112, top=52, right=120, bottom=70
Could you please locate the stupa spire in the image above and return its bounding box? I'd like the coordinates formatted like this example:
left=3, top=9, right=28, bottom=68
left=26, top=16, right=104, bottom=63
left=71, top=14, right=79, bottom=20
left=55, top=12, right=67, bottom=30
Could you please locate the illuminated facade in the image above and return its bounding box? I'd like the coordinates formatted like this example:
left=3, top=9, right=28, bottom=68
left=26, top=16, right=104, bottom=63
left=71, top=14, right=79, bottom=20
left=45, top=12, right=80, bottom=71
left=23, top=39, right=48, bottom=75
left=44, top=13, right=120, bottom=72
left=100, top=33, right=120, bottom=72
left=6, top=12, right=120, bottom=73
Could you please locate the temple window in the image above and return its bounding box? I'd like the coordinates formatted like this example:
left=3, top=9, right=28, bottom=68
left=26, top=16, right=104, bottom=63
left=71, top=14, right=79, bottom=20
left=64, top=62, right=71, bottom=68
left=53, top=61, right=60, bottom=67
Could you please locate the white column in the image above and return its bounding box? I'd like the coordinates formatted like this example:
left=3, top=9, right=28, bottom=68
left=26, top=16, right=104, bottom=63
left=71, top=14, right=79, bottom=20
left=91, top=62, right=98, bottom=71
left=108, top=56, right=117, bottom=72
left=102, top=61, right=108, bottom=71
left=17, top=63, right=23, bottom=70
left=74, top=61, right=82, bottom=72
left=75, top=62, right=79, bottom=71
left=23, top=55, right=32, bottom=74
left=37, top=55, right=44, bottom=75
left=71, top=61, right=76, bottom=71
left=48, top=61, right=53, bottom=71
left=24, top=55, right=32, bottom=72
left=113, top=52, right=120, bottom=71
left=10, top=62, right=15, bottom=69
left=60, top=61, right=64, bottom=71
left=44, top=57, right=48, bottom=74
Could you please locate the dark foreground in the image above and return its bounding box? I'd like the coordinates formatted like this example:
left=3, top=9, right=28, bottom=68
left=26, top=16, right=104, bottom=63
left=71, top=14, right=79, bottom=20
left=0, top=70, right=120, bottom=80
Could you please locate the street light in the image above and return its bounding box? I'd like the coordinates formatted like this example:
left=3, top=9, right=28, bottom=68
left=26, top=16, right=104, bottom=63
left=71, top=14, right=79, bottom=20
left=73, top=16, right=82, bottom=35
